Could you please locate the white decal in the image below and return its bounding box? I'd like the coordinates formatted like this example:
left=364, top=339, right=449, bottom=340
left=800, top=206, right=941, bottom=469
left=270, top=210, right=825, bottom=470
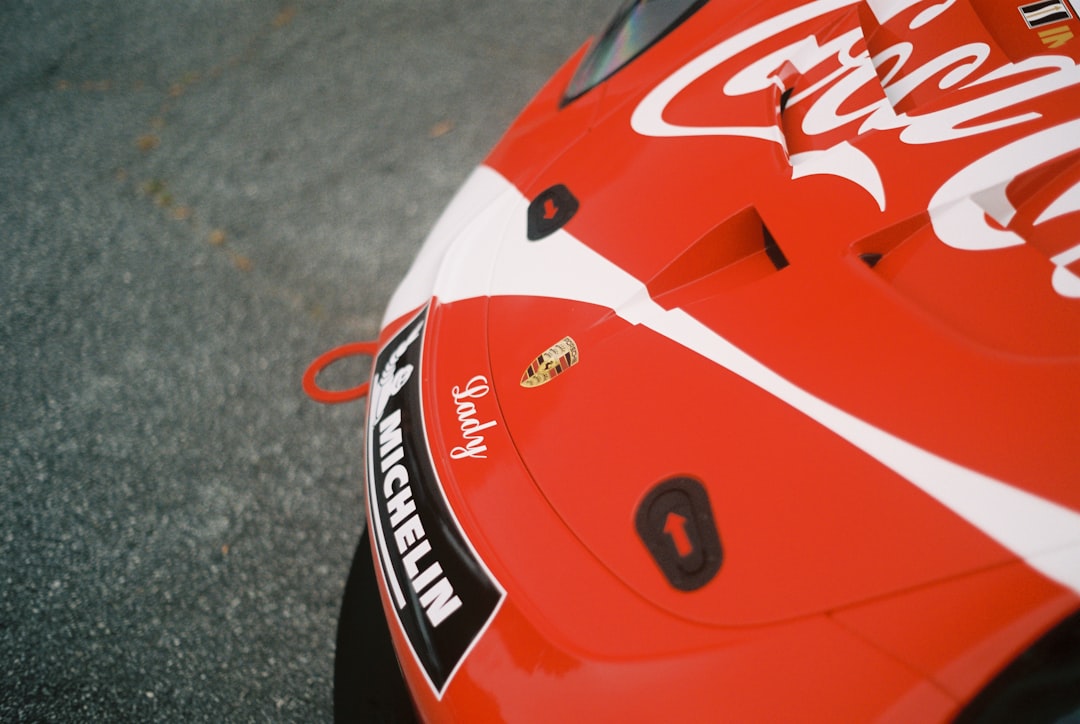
left=366, top=308, right=506, bottom=698
left=1037, top=177, right=1080, bottom=225
left=368, top=317, right=426, bottom=611
left=909, top=0, right=958, bottom=29
left=629, top=0, right=1080, bottom=296
left=384, top=166, right=511, bottom=328
left=1037, top=174, right=1080, bottom=298
left=929, top=120, right=1080, bottom=295
left=790, top=141, right=887, bottom=210
left=370, top=322, right=423, bottom=424
left=407, top=168, right=1080, bottom=597
left=631, top=0, right=1080, bottom=146
left=449, top=376, right=498, bottom=460
left=866, top=0, right=929, bottom=24
left=377, top=407, right=463, bottom=626
left=1052, top=244, right=1080, bottom=297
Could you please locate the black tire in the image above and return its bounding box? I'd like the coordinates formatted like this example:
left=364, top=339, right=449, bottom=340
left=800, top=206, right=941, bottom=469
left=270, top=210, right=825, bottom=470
left=334, top=530, right=418, bottom=723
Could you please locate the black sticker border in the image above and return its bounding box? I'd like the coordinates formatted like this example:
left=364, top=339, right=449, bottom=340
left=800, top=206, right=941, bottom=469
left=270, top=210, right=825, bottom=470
left=1019, top=0, right=1075, bottom=27
left=526, top=184, right=580, bottom=241
left=365, top=306, right=506, bottom=698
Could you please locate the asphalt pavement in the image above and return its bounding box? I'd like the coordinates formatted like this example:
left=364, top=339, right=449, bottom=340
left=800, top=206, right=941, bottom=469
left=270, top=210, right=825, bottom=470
left=0, top=1, right=611, bottom=720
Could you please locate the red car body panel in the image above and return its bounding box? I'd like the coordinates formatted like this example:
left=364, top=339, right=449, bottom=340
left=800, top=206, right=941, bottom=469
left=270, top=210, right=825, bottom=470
left=355, top=0, right=1080, bottom=719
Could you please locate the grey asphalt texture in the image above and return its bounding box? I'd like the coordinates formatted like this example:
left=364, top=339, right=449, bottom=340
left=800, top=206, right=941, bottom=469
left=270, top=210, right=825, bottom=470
left=0, top=1, right=611, bottom=720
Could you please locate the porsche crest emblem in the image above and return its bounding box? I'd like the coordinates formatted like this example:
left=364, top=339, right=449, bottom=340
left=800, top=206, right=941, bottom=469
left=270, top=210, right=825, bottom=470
left=520, top=336, right=579, bottom=388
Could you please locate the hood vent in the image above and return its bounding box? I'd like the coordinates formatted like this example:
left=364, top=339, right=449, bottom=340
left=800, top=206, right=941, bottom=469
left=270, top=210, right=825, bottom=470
left=646, top=207, right=790, bottom=309
left=763, top=224, right=790, bottom=270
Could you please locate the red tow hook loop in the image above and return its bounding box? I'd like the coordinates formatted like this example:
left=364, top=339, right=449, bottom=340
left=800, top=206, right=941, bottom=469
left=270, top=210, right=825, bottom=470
left=302, top=341, right=379, bottom=404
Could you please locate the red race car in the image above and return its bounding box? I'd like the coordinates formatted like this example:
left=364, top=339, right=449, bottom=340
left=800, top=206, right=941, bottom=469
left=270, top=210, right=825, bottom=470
left=308, top=0, right=1080, bottom=720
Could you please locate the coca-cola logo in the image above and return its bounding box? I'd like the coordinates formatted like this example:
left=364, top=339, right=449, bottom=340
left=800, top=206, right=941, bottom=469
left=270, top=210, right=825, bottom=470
left=630, top=0, right=1080, bottom=296
left=929, top=121, right=1080, bottom=297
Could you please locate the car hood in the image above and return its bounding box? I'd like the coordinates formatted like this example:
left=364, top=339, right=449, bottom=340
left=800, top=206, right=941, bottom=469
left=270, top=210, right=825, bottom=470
left=386, top=0, right=1080, bottom=626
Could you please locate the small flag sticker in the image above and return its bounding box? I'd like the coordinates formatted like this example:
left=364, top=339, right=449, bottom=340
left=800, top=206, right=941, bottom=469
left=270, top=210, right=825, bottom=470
left=1019, top=0, right=1073, bottom=27
left=520, top=336, right=579, bottom=388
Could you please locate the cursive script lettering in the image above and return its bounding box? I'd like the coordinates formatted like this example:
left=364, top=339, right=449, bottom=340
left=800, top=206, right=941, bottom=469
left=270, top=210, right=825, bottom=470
left=450, top=376, right=498, bottom=460
left=630, top=0, right=1080, bottom=297
left=632, top=0, right=1080, bottom=146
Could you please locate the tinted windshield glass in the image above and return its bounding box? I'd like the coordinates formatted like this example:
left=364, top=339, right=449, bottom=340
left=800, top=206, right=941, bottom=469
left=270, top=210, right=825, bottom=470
left=564, top=0, right=707, bottom=102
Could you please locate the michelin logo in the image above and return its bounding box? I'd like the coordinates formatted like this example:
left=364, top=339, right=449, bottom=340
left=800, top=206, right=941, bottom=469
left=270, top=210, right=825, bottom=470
left=366, top=307, right=505, bottom=696
left=375, top=406, right=463, bottom=626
